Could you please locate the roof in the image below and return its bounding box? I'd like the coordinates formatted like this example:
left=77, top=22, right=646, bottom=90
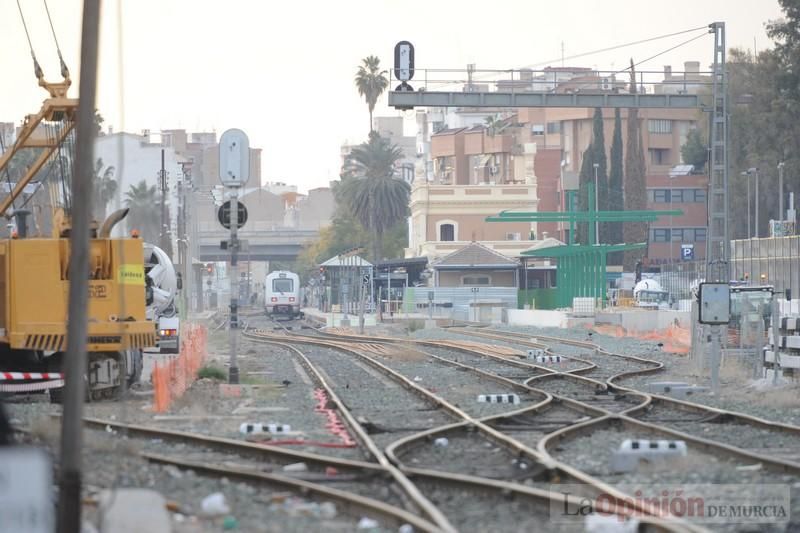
left=520, top=237, right=566, bottom=254
left=433, top=242, right=519, bottom=270
left=431, top=127, right=467, bottom=137
left=374, top=257, right=429, bottom=269
left=320, top=255, right=373, bottom=267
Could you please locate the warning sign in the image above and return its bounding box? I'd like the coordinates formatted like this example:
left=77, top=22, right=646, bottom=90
left=117, top=264, right=145, bottom=286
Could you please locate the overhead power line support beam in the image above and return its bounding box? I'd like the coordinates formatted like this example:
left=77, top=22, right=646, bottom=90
left=388, top=91, right=702, bottom=109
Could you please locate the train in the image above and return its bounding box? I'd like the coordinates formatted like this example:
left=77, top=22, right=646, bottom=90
left=265, top=271, right=303, bottom=319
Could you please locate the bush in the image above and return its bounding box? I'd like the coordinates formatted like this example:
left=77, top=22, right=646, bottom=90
left=406, top=319, right=425, bottom=333
left=197, top=365, right=227, bottom=381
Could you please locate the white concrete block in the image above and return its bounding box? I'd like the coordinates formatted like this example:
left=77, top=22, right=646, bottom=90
left=477, top=393, right=520, bottom=405
left=610, top=439, right=687, bottom=473
left=100, top=489, right=171, bottom=533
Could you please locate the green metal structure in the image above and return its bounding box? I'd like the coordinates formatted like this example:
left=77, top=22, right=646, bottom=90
left=487, top=183, right=682, bottom=308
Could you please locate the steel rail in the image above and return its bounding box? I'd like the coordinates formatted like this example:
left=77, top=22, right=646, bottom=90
left=239, top=334, right=458, bottom=533
left=142, top=452, right=439, bottom=532
left=251, top=329, right=700, bottom=529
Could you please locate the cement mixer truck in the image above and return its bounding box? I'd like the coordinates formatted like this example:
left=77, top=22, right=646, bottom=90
left=633, top=278, right=671, bottom=309
left=144, top=243, right=182, bottom=354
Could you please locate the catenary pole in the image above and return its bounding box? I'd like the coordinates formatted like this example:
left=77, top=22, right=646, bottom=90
left=58, top=0, right=101, bottom=530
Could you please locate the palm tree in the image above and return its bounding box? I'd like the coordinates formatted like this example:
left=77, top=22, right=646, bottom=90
left=340, top=132, right=409, bottom=260
left=124, top=180, right=160, bottom=244
left=92, top=157, right=117, bottom=222
left=354, top=56, right=389, bottom=133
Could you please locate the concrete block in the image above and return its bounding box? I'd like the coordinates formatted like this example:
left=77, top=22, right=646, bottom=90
left=99, top=489, right=171, bottom=533
left=526, top=348, right=545, bottom=359
left=239, top=422, right=292, bottom=435
left=645, top=381, right=707, bottom=398
left=610, top=439, right=687, bottom=473
left=645, top=381, right=689, bottom=394
left=535, top=355, right=562, bottom=364
left=477, top=393, right=520, bottom=405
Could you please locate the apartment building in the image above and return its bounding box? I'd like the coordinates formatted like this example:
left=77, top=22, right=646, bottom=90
left=409, top=61, right=709, bottom=264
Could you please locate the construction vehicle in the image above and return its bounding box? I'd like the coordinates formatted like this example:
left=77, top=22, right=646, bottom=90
left=0, top=51, right=155, bottom=399
left=633, top=279, right=671, bottom=309
left=144, top=243, right=181, bottom=354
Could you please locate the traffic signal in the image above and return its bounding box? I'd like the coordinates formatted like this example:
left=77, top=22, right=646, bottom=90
left=206, top=263, right=214, bottom=274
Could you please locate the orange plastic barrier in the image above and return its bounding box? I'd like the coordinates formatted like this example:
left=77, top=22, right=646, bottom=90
left=152, top=324, right=208, bottom=413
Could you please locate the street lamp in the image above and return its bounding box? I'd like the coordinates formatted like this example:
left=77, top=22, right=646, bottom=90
left=592, top=162, right=600, bottom=245
left=741, top=168, right=759, bottom=238
left=778, top=162, right=785, bottom=222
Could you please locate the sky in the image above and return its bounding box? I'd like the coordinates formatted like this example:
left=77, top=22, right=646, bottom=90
left=0, top=0, right=785, bottom=193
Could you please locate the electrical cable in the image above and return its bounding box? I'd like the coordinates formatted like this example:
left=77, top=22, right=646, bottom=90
left=15, top=0, right=44, bottom=80
left=431, top=25, right=710, bottom=91
left=42, top=0, right=69, bottom=78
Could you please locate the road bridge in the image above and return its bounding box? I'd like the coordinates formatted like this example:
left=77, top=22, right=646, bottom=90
left=196, top=228, right=317, bottom=262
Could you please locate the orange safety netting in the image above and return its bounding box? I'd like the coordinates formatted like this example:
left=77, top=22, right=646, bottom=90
left=152, top=324, right=208, bottom=412
left=592, top=323, right=691, bottom=354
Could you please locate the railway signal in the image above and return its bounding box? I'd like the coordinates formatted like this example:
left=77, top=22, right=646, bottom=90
left=219, top=128, right=251, bottom=385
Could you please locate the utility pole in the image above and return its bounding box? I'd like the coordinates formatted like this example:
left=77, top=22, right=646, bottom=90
left=593, top=162, right=599, bottom=245
left=58, top=0, right=100, bottom=530
left=778, top=162, right=785, bottom=222
left=755, top=167, right=760, bottom=238
left=159, top=148, right=170, bottom=254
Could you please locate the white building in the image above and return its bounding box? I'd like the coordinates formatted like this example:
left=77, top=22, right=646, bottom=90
left=94, top=132, right=187, bottom=237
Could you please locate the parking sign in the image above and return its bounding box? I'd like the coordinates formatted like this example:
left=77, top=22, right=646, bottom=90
left=681, top=244, right=694, bottom=261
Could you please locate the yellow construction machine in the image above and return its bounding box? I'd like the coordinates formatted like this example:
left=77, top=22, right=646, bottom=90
left=0, top=68, right=156, bottom=399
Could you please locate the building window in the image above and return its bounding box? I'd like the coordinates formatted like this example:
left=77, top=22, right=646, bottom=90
left=671, top=228, right=684, bottom=242
left=506, top=232, right=521, bottom=241
left=462, top=275, right=491, bottom=286
left=670, top=189, right=684, bottom=203
left=652, top=228, right=670, bottom=242
left=546, top=121, right=561, bottom=134
left=694, top=228, right=707, bottom=241
left=653, top=189, right=669, bottom=203
left=531, top=124, right=545, bottom=136
left=439, top=223, right=455, bottom=242
left=693, top=189, right=707, bottom=203
left=648, top=119, right=672, bottom=134
left=649, top=148, right=669, bottom=166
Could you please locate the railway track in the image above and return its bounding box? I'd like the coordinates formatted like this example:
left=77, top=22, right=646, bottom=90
left=70, top=418, right=440, bottom=532
left=245, top=325, right=702, bottom=531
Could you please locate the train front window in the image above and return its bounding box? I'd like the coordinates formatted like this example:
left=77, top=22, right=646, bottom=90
left=273, top=278, right=293, bottom=293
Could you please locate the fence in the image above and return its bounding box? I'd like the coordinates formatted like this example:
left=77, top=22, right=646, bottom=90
left=152, top=324, right=208, bottom=412
left=731, top=236, right=800, bottom=298
left=403, top=287, right=518, bottom=322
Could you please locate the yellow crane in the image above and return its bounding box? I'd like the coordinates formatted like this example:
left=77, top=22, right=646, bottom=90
left=0, top=11, right=156, bottom=399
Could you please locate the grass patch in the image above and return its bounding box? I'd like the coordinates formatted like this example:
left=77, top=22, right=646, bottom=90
left=197, top=365, right=227, bottom=381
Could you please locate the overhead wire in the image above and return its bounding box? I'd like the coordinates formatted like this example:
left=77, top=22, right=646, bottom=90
left=430, top=25, right=710, bottom=91
left=42, top=0, right=70, bottom=78
left=15, top=0, right=44, bottom=80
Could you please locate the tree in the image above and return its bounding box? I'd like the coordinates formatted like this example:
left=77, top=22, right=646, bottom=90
left=575, top=146, right=594, bottom=245
left=623, top=61, right=648, bottom=270
left=340, top=132, right=410, bottom=261
left=680, top=129, right=708, bottom=171
left=92, top=158, right=116, bottom=222
left=94, top=110, right=105, bottom=137
left=607, top=108, right=624, bottom=263
left=124, top=180, right=161, bottom=244
left=354, top=56, right=389, bottom=133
